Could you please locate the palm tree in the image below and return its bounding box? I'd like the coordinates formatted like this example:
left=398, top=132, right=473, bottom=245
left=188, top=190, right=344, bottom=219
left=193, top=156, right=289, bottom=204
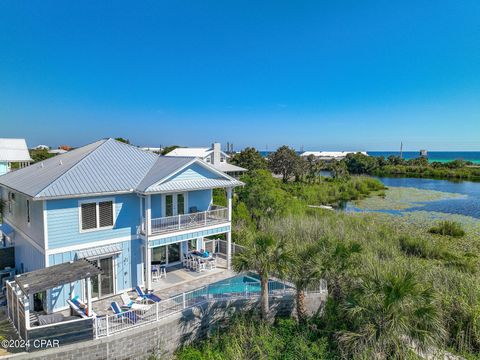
left=233, top=232, right=290, bottom=320
left=337, top=266, right=446, bottom=359
left=286, top=242, right=325, bottom=324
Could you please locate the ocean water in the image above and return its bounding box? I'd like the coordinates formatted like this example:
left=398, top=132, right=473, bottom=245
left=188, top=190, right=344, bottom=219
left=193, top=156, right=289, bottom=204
left=259, top=151, right=480, bottom=164
left=368, top=151, right=480, bottom=164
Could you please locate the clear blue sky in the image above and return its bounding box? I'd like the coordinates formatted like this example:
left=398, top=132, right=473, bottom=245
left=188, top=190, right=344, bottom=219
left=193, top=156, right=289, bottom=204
left=0, top=1, right=479, bottom=151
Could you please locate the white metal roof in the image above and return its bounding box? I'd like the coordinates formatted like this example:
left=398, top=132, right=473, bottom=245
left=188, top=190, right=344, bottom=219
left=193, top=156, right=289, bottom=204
left=165, top=147, right=212, bottom=158
left=213, top=162, right=247, bottom=173
left=0, top=138, right=32, bottom=162
left=0, top=138, right=243, bottom=199
left=145, top=178, right=243, bottom=193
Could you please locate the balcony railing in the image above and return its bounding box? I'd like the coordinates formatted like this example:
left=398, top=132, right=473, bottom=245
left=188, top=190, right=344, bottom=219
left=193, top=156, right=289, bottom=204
left=150, top=206, right=229, bottom=235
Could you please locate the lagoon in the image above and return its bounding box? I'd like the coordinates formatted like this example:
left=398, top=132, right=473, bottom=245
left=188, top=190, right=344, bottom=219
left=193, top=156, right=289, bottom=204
left=346, top=176, right=480, bottom=219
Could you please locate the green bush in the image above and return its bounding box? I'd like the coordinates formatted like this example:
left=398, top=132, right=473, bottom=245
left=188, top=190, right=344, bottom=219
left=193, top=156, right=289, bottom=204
left=429, top=221, right=466, bottom=237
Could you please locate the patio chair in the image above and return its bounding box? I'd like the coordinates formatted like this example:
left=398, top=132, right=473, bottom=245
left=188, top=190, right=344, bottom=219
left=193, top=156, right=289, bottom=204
left=67, top=295, right=96, bottom=318
left=196, top=258, right=206, bottom=272
left=120, top=293, right=150, bottom=311
left=135, top=286, right=161, bottom=303
left=111, top=302, right=141, bottom=324
left=207, top=258, right=217, bottom=270
left=182, top=254, right=189, bottom=268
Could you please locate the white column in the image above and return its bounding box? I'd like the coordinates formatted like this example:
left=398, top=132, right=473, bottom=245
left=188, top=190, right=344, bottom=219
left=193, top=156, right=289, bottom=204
left=24, top=295, right=30, bottom=329
left=226, top=187, right=233, bottom=222
left=86, top=277, right=92, bottom=317
left=145, top=195, right=152, bottom=290
left=226, top=187, right=233, bottom=270
left=227, top=231, right=232, bottom=270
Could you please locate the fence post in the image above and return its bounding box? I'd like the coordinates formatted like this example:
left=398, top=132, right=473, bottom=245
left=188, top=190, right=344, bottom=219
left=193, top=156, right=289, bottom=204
left=178, top=214, right=181, bottom=230
left=182, top=292, right=186, bottom=309
left=106, top=316, right=110, bottom=337
left=156, top=301, right=160, bottom=321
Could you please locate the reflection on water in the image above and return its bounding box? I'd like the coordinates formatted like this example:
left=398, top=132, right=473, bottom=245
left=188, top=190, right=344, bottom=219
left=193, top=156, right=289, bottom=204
left=347, top=177, right=480, bottom=219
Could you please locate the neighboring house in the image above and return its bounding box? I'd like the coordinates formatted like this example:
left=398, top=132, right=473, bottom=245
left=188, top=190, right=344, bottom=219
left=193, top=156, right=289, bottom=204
left=166, top=143, right=246, bottom=177
left=300, top=151, right=368, bottom=161
left=34, top=145, right=50, bottom=150
left=0, top=138, right=242, bottom=314
left=48, top=148, right=68, bottom=155
left=140, top=147, right=163, bottom=154
left=0, top=138, right=32, bottom=175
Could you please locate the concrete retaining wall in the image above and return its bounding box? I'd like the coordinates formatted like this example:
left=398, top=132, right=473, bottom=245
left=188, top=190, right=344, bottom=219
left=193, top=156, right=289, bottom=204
left=4, top=294, right=326, bottom=360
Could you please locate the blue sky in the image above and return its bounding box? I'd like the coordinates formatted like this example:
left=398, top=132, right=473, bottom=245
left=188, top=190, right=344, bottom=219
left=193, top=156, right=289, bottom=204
left=0, top=1, right=479, bottom=151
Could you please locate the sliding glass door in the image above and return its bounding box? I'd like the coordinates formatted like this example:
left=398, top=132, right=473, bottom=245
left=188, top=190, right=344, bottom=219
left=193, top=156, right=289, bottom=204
left=88, top=256, right=115, bottom=299
left=152, top=243, right=181, bottom=266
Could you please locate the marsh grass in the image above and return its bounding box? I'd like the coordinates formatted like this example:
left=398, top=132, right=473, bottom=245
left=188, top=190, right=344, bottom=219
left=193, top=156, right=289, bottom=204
left=429, top=221, right=466, bottom=238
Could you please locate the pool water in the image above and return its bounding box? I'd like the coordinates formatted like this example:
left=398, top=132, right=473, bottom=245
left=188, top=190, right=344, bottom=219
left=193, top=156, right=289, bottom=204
left=196, top=274, right=289, bottom=296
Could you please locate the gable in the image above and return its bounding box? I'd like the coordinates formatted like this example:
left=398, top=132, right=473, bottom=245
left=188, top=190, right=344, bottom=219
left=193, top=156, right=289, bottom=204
left=167, top=163, right=223, bottom=182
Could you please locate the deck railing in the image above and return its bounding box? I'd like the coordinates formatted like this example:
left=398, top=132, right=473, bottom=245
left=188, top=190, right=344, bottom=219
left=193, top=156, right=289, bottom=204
left=94, top=278, right=327, bottom=338
left=150, top=206, right=228, bottom=234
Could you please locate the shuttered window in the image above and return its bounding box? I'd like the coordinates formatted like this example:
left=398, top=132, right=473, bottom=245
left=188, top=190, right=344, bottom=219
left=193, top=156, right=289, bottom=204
left=80, top=200, right=115, bottom=231
left=99, top=201, right=114, bottom=227
left=81, top=203, right=97, bottom=230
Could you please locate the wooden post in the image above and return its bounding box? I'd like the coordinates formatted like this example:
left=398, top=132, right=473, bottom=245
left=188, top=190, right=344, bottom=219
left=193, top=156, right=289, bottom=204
left=86, top=277, right=92, bottom=317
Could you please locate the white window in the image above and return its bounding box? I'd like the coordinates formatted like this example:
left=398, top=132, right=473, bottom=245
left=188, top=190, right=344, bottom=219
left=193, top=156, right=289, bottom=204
left=26, top=200, right=30, bottom=224
left=8, top=192, right=14, bottom=213
left=79, top=199, right=115, bottom=232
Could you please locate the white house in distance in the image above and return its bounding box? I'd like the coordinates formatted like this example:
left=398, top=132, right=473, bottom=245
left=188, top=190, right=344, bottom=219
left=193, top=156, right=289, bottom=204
left=0, top=138, right=32, bottom=175
left=300, top=151, right=368, bottom=161
left=166, top=143, right=246, bottom=177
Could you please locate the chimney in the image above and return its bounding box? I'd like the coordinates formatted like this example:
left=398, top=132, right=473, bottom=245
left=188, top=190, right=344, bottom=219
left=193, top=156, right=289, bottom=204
left=212, top=142, right=221, bottom=165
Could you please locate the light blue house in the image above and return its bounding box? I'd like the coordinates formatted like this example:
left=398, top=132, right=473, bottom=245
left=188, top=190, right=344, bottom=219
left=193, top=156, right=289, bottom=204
left=0, top=138, right=242, bottom=313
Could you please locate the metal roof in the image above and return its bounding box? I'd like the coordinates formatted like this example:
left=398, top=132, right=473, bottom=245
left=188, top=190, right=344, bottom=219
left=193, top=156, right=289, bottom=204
left=14, top=258, right=103, bottom=295
left=0, top=138, right=32, bottom=162
left=213, top=162, right=247, bottom=173
left=0, top=138, right=243, bottom=200
left=76, top=244, right=123, bottom=259
left=145, top=178, right=243, bottom=193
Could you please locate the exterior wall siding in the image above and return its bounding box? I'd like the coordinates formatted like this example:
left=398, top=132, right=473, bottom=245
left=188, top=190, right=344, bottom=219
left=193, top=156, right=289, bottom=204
left=47, top=238, right=142, bottom=312
left=46, top=194, right=141, bottom=249
left=149, top=225, right=230, bottom=248
left=151, top=194, right=162, bottom=218
left=168, top=163, right=221, bottom=182
left=2, top=189, right=44, bottom=248
left=187, top=189, right=212, bottom=211
left=14, top=232, right=45, bottom=273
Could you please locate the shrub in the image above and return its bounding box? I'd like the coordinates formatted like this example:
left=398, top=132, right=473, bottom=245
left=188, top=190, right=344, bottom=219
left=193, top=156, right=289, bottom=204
left=429, top=221, right=466, bottom=237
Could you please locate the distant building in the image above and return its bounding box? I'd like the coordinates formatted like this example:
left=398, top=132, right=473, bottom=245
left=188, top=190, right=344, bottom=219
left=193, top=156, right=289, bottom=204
left=165, top=143, right=247, bottom=177
left=0, top=138, right=32, bottom=175
left=419, top=149, right=428, bottom=157
left=34, top=144, right=50, bottom=150
left=300, top=151, right=368, bottom=161
left=59, top=145, right=73, bottom=151
left=140, top=147, right=163, bottom=154
left=48, top=149, right=68, bottom=155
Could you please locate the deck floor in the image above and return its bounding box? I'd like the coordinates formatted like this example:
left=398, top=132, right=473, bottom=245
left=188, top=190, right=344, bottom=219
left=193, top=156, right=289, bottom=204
left=92, top=257, right=235, bottom=316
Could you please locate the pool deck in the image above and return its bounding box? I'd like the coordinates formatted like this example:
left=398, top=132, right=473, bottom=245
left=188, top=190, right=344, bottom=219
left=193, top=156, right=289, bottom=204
left=91, top=257, right=235, bottom=316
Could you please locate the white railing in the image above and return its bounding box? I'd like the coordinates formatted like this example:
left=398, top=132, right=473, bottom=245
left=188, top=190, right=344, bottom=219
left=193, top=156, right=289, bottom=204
left=150, top=206, right=228, bottom=234
left=94, top=277, right=327, bottom=338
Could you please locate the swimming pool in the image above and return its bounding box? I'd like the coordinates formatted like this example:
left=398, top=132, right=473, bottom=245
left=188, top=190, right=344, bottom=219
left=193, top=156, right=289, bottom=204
left=204, top=274, right=289, bottom=295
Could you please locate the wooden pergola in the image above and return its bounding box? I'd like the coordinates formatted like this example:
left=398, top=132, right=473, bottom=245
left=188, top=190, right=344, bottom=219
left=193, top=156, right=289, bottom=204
left=7, top=258, right=103, bottom=339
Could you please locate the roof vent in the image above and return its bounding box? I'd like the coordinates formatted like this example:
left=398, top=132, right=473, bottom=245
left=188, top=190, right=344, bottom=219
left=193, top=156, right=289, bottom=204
left=40, top=162, right=44, bottom=168
left=59, top=160, right=63, bottom=165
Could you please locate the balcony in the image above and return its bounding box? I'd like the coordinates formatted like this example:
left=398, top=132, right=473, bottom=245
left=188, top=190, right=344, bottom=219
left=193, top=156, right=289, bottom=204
left=149, top=206, right=229, bottom=235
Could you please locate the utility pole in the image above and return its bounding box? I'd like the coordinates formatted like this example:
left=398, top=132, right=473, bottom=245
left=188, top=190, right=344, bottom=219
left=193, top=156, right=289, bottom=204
left=400, top=141, right=403, bottom=159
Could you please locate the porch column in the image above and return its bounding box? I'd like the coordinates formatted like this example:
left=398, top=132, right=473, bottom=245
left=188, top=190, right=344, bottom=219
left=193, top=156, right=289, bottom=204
left=86, top=277, right=92, bottom=317
left=145, top=195, right=152, bottom=290
left=145, top=246, right=152, bottom=291
left=226, top=187, right=233, bottom=270
left=227, top=231, right=232, bottom=270
left=226, top=187, right=233, bottom=222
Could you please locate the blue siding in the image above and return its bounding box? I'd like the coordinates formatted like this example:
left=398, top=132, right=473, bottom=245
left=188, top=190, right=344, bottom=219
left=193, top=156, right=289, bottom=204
left=168, top=163, right=221, bottom=182
left=14, top=233, right=45, bottom=273
left=149, top=225, right=230, bottom=248
left=2, top=190, right=44, bottom=248
left=188, top=189, right=212, bottom=211
left=46, top=194, right=141, bottom=249
left=151, top=194, right=162, bottom=218
left=47, top=238, right=142, bottom=312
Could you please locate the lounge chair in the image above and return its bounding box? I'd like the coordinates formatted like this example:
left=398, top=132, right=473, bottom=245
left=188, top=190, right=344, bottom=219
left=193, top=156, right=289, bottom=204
left=111, top=301, right=141, bottom=324
left=135, top=286, right=161, bottom=303
left=67, top=295, right=96, bottom=318
left=120, top=292, right=150, bottom=310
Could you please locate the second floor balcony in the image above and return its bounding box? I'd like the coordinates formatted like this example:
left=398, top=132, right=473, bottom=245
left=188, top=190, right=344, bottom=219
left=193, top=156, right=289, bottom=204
left=145, top=205, right=229, bottom=235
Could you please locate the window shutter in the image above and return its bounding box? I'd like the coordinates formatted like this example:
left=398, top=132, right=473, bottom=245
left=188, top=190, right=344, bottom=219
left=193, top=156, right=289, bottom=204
left=99, top=201, right=114, bottom=227
left=81, top=203, right=97, bottom=230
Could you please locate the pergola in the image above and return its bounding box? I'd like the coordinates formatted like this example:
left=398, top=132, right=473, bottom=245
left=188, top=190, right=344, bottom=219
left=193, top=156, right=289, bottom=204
left=7, top=259, right=103, bottom=336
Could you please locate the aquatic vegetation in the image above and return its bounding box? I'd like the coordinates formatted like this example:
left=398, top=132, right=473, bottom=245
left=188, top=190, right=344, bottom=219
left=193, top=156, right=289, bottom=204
left=352, top=186, right=465, bottom=211
left=429, top=221, right=466, bottom=238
